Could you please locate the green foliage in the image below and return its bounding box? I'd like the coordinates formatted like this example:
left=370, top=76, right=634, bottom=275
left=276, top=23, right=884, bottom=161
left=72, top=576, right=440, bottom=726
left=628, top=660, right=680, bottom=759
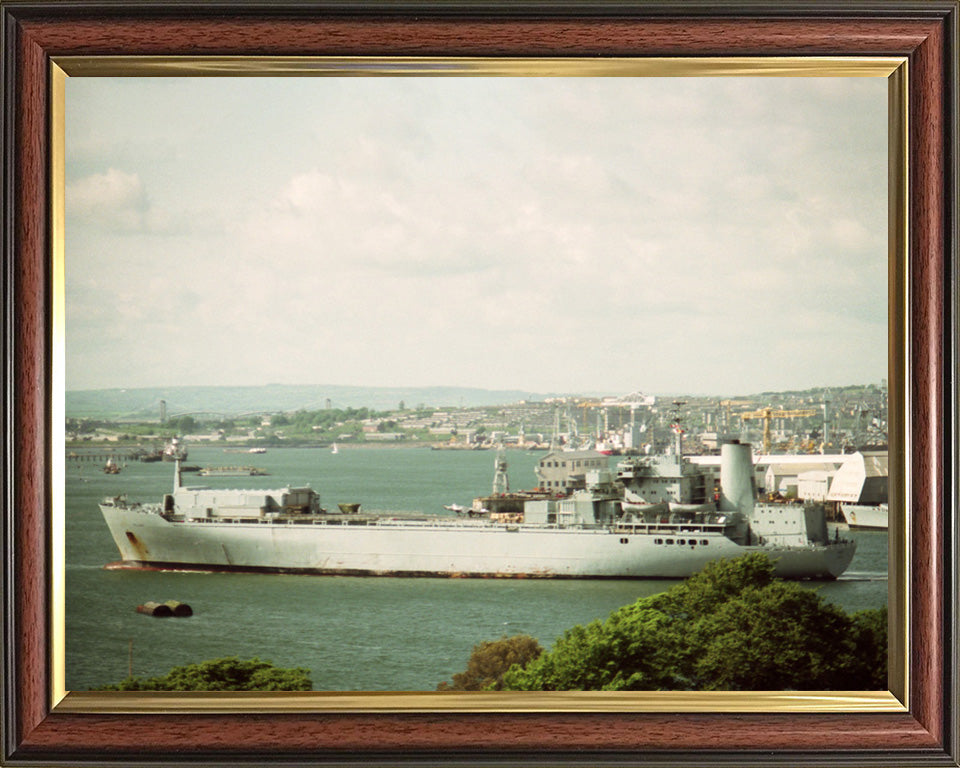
left=438, top=635, right=543, bottom=691
left=67, top=406, right=394, bottom=445
left=848, top=606, right=889, bottom=689
left=502, top=554, right=887, bottom=692
left=685, top=581, right=858, bottom=690
left=659, top=550, right=779, bottom=618
left=165, top=415, right=197, bottom=433
left=502, top=606, right=686, bottom=691
left=66, top=417, right=109, bottom=434
left=95, top=656, right=312, bottom=691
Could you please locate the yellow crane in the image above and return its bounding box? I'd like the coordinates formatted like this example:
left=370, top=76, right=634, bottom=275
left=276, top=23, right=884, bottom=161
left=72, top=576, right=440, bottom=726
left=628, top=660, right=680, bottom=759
left=739, top=407, right=818, bottom=453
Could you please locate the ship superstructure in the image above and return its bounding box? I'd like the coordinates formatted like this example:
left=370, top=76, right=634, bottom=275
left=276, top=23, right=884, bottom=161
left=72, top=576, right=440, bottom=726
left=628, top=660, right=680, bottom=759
left=617, top=453, right=710, bottom=510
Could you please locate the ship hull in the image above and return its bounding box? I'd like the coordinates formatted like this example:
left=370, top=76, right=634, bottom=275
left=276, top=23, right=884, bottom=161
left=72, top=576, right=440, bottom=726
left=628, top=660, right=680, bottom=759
left=840, top=503, right=888, bottom=530
left=101, top=505, right=855, bottom=580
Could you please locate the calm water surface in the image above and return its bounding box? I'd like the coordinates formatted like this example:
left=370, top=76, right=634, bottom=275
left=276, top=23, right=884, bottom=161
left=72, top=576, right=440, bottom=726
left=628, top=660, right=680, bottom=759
left=65, top=446, right=888, bottom=691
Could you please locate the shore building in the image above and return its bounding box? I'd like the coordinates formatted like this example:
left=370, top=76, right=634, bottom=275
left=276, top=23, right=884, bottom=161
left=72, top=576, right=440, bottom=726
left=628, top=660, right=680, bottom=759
left=535, top=450, right=609, bottom=492
left=827, top=450, right=888, bottom=504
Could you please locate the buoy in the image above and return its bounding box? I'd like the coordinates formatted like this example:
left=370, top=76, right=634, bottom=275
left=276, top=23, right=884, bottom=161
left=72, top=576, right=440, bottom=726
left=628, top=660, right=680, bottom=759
left=136, top=600, right=193, bottom=617
left=163, top=600, right=193, bottom=617
left=136, top=602, right=173, bottom=617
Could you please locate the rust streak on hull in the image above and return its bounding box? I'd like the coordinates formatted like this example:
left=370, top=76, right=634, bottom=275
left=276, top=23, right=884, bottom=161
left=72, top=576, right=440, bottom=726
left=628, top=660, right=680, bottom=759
left=102, top=560, right=654, bottom=580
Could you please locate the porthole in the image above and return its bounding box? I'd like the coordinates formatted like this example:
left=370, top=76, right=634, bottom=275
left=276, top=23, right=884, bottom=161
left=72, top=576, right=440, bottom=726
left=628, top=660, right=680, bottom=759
left=665, top=539, right=674, bottom=545
left=619, top=537, right=629, bottom=544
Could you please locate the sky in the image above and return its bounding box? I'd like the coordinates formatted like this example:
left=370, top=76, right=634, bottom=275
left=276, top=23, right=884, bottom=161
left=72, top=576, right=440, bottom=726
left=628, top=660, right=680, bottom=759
left=65, top=75, right=888, bottom=396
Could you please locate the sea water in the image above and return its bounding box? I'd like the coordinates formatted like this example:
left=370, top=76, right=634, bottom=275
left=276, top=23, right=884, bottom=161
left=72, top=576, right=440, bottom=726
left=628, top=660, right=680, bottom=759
left=64, top=445, right=888, bottom=691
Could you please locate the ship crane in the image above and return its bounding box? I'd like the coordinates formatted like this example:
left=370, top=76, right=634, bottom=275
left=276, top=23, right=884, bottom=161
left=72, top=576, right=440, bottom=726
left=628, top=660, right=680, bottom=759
left=739, top=407, right=818, bottom=454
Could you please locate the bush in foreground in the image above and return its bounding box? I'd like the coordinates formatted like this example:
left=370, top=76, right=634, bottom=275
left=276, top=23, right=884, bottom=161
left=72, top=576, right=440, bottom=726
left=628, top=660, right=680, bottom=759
left=498, top=554, right=886, bottom=691
left=437, top=634, right=543, bottom=691
left=95, top=656, right=312, bottom=691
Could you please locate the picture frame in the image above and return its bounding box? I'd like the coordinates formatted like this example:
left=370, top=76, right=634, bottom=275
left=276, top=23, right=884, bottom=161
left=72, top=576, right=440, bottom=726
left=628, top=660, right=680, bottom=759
left=2, top=1, right=957, bottom=766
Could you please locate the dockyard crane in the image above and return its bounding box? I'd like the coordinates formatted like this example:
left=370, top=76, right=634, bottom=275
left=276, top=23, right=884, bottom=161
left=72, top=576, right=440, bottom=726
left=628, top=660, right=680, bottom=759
left=718, top=399, right=756, bottom=431
left=739, top=407, right=819, bottom=454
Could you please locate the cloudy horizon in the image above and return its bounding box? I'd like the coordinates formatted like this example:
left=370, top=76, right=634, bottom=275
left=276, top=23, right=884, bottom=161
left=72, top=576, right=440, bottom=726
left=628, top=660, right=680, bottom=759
left=65, top=75, right=888, bottom=396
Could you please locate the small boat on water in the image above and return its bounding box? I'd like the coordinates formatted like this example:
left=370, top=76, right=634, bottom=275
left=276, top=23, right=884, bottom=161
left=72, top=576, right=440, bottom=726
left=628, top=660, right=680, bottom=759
left=840, top=502, right=888, bottom=530
left=198, top=466, right=269, bottom=477
left=827, top=450, right=887, bottom=530
left=162, top=438, right=188, bottom=462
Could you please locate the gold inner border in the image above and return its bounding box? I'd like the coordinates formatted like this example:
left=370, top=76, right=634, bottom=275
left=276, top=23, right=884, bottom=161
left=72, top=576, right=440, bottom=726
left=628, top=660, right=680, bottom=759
left=50, top=55, right=909, bottom=714
left=885, top=62, right=909, bottom=709
left=55, top=55, right=902, bottom=77
left=50, top=61, right=67, bottom=705
left=57, top=689, right=902, bottom=714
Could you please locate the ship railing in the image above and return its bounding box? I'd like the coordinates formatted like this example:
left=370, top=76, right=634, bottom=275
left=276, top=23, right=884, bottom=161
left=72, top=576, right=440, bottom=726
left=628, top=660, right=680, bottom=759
left=179, top=515, right=618, bottom=533
left=359, top=519, right=613, bottom=533
left=613, top=522, right=729, bottom=535
left=177, top=513, right=732, bottom=536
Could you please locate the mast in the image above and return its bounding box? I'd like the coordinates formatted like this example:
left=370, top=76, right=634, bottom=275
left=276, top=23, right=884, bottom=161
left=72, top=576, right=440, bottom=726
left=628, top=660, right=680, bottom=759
left=671, top=400, right=686, bottom=456
left=493, top=446, right=510, bottom=495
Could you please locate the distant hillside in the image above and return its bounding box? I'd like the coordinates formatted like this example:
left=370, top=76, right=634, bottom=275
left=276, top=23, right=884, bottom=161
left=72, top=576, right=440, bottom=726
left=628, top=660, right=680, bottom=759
left=65, top=384, right=556, bottom=419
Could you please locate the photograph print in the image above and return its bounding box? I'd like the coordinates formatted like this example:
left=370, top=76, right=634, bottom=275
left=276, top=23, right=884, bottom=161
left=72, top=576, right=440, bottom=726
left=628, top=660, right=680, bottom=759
left=63, top=71, right=890, bottom=693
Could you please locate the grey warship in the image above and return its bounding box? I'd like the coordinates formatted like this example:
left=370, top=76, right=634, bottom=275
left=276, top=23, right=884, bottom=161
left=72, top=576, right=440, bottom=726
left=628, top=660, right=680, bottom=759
left=99, top=442, right=855, bottom=579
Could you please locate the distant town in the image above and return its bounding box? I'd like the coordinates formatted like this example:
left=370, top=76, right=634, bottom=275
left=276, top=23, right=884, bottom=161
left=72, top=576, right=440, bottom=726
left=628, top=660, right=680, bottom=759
left=66, top=382, right=887, bottom=456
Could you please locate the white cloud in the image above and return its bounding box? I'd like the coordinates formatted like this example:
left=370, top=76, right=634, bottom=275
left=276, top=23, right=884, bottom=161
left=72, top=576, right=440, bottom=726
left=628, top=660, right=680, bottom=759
left=67, top=168, right=147, bottom=231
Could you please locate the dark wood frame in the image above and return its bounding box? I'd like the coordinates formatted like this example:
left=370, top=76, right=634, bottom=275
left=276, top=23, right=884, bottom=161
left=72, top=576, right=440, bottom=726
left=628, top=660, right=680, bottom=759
left=2, top=2, right=957, bottom=765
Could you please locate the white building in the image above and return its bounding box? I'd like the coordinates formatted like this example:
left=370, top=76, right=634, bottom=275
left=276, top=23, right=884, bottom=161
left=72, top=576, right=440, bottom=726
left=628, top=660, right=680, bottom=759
left=827, top=450, right=888, bottom=503
left=763, top=462, right=837, bottom=498
left=797, top=470, right=837, bottom=502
